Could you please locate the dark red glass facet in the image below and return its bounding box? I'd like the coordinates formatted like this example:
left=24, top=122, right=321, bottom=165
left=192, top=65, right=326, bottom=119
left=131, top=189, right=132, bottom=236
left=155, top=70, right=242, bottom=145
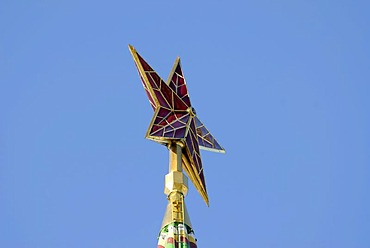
left=168, top=61, right=191, bottom=107
left=164, top=130, right=175, bottom=137
left=172, top=119, right=186, bottom=128
left=174, top=127, right=186, bottom=138
left=152, top=128, right=164, bottom=137
left=166, top=114, right=176, bottom=124
left=137, top=54, right=154, bottom=71
left=178, top=114, right=190, bottom=124
left=158, top=108, right=170, bottom=118
left=154, top=90, right=170, bottom=108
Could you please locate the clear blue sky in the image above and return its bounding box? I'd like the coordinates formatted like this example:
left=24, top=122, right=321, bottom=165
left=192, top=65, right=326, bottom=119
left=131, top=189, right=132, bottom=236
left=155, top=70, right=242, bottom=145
left=1, top=1, right=369, bottom=247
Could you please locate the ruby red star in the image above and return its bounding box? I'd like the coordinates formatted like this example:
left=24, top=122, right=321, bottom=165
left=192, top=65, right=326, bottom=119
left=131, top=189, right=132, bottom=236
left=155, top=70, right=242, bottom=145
left=129, top=45, right=225, bottom=205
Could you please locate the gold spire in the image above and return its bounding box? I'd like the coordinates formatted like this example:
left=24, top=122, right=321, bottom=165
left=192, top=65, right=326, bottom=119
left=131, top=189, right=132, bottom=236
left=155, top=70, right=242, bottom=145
left=161, top=142, right=193, bottom=229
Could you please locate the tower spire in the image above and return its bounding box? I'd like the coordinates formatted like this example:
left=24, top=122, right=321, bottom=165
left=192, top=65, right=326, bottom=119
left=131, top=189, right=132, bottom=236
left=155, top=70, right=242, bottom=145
left=157, top=141, right=197, bottom=247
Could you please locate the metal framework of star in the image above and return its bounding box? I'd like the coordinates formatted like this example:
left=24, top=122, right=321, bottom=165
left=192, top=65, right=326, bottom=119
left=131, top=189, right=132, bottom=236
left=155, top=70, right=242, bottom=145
left=129, top=45, right=225, bottom=205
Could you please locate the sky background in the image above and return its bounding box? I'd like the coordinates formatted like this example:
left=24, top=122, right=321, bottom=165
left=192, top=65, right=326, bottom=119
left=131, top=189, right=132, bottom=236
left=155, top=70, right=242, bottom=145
left=1, top=1, right=370, bottom=247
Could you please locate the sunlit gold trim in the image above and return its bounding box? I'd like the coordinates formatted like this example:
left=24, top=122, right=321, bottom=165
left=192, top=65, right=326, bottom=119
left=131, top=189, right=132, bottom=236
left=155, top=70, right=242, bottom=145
left=182, top=154, right=209, bottom=206
left=128, top=45, right=159, bottom=108
left=166, top=57, right=181, bottom=85
left=199, top=146, right=226, bottom=153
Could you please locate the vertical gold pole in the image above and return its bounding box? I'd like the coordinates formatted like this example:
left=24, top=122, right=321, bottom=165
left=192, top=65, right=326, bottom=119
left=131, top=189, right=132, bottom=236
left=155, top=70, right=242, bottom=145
left=169, top=142, right=182, bottom=172
left=161, top=141, right=191, bottom=228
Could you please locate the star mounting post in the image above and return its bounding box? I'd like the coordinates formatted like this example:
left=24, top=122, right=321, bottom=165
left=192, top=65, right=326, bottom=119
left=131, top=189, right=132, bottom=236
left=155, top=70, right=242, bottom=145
left=128, top=45, right=225, bottom=248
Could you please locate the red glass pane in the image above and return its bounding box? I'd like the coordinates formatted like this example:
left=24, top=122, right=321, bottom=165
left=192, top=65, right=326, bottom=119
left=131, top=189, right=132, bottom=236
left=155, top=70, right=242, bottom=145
left=168, top=61, right=191, bottom=107
left=174, top=113, right=182, bottom=119
left=158, top=108, right=170, bottom=118
left=175, top=74, right=187, bottom=97
left=197, top=137, right=206, bottom=147
left=195, top=117, right=201, bottom=127
left=137, top=54, right=154, bottom=71
left=138, top=74, right=156, bottom=110
left=159, top=84, right=174, bottom=107
left=195, top=117, right=224, bottom=152
left=185, top=135, right=194, bottom=157
left=164, top=125, right=174, bottom=133
left=151, top=128, right=164, bottom=137
left=145, top=73, right=158, bottom=91
left=149, top=72, right=162, bottom=89
left=204, top=134, right=213, bottom=142
left=166, top=114, right=176, bottom=123
left=157, top=118, right=167, bottom=127
left=174, top=97, right=188, bottom=111
left=177, top=114, right=190, bottom=124
left=153, top=90, right=170, bottom=108
left=174, top=127, right=186, bottom=138
left=172, top=119, right=187, bottom=128
left=164, top=130, right=175, bottom=137
left=175, top=63, right=182, bottom=74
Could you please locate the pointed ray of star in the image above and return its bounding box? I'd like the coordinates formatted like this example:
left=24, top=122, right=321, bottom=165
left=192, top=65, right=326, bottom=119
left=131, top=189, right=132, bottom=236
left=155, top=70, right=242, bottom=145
left=166, top=57, right=225, bottom=154
left=129, top=45, right=225, bottom=205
